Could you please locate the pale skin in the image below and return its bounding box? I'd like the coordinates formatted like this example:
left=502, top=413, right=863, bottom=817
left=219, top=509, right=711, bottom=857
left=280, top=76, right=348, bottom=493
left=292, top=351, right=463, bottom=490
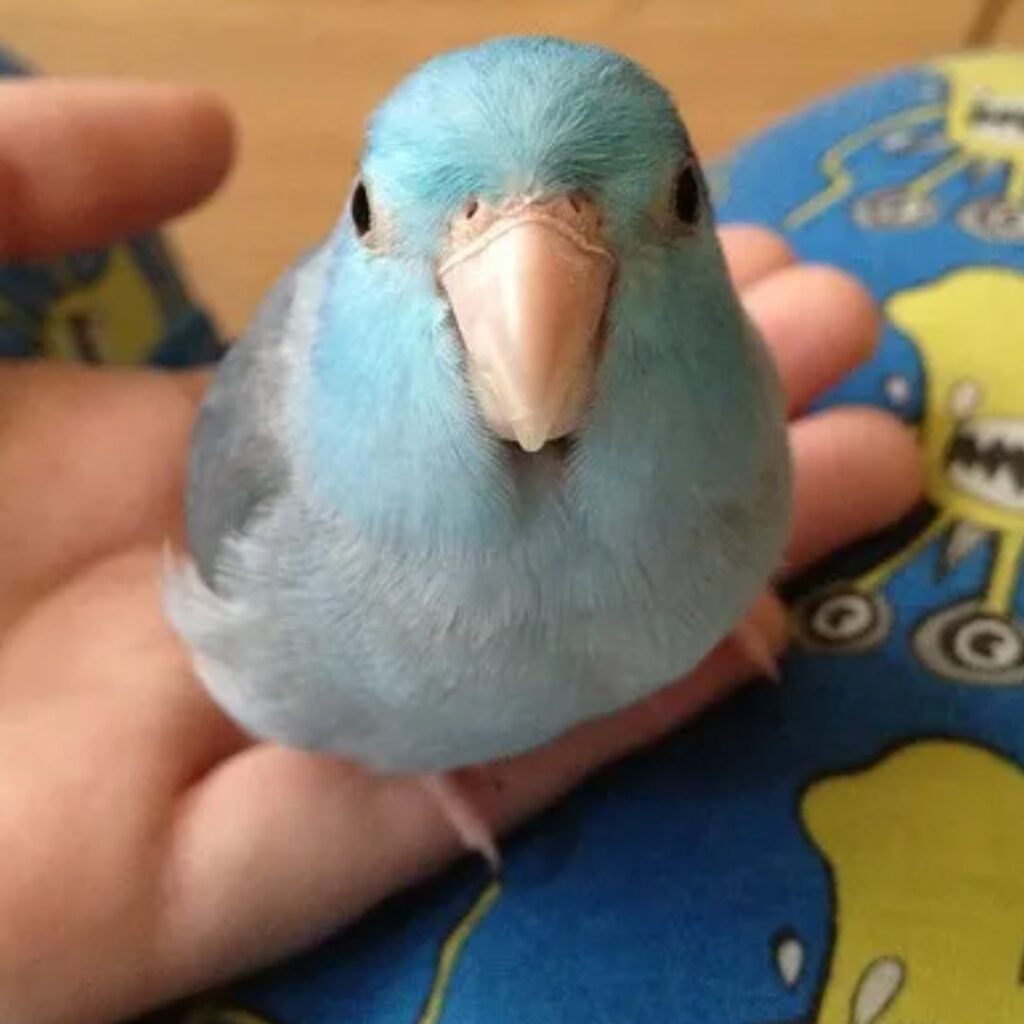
left=0, top=81, right=924, bottom=1024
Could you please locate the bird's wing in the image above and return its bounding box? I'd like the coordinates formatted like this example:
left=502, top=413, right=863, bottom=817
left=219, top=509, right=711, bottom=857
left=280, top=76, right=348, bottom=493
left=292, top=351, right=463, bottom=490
left=186, top=250, right=321, bottom=586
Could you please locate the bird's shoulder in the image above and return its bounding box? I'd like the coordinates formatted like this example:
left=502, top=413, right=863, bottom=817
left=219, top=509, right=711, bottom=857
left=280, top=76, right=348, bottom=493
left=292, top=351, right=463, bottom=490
left=186, top=246, right=328, bottom=586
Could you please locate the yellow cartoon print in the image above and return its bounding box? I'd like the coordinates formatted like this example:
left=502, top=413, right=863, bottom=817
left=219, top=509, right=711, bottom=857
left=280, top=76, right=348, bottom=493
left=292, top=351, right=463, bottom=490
left=788, top=54, right=1024, bottom=241
left=416, top=879, right=502, bottom=1024
left=797, top=741, right=1024, bottom=1023
left=795, top=267, right=1024, bottom=684
left=40, top=245, right=163, bottom=363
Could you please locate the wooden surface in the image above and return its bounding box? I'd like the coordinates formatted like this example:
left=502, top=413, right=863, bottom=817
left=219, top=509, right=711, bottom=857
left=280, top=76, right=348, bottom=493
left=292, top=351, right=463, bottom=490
left=1, top=0, right=1017, bottom=334
left=984, top=0, right=1024, bottom=42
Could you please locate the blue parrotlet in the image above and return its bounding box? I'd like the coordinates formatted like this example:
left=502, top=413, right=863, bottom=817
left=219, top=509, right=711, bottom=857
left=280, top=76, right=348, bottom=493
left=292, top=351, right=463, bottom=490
left=166, top=36, right=791, bottom=866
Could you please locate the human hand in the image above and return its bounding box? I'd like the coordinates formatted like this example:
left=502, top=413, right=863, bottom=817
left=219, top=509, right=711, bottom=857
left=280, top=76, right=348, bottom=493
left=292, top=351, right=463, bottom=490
left=0, top=80, right=923, bottom=1024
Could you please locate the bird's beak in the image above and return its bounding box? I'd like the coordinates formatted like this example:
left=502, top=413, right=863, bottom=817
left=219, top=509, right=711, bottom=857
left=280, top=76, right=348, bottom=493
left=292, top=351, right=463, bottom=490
left=439, top=194, right=614, bottom=453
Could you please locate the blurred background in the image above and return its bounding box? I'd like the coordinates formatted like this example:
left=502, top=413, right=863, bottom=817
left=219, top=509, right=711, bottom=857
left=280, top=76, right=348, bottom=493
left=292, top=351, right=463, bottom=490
left=3, top=0, right=1021, bottom=335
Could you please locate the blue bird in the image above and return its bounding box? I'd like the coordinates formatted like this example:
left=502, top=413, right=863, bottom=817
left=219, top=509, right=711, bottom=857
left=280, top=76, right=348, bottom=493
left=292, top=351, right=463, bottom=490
left=166, top=36, right=791, bottom=865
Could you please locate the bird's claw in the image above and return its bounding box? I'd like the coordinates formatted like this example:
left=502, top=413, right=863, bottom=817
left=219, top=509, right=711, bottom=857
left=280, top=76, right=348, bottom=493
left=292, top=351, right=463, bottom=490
left=421, top=772, right=502, bottom=873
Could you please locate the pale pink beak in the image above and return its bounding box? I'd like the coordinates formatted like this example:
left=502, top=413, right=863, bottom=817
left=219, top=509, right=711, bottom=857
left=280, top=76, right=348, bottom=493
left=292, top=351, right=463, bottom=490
left=439, top=194, right=614, bottom=453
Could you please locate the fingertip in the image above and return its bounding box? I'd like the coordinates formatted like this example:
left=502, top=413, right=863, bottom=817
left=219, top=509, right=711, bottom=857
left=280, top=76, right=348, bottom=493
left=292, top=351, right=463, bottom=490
left=745, top=262, right=881, bottom=413
left=788, top=406, right=924, bottom=570
left=847, top=406, right=925, bottom=514
left=796, top=263, right=881, bottom=365
left=719, top=223, right=796, bottom=287
left=94, top=80, right=237, bottom=227
left=0, top=80, right=237, bottom=259
left=163, top=85, right=237, bottom=208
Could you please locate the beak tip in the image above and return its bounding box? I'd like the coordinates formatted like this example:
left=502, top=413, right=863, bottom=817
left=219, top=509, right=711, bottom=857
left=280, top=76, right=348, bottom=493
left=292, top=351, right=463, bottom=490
left=512, top=419, right=550, bottom=453
left=516, top=436, right=547, bottom=455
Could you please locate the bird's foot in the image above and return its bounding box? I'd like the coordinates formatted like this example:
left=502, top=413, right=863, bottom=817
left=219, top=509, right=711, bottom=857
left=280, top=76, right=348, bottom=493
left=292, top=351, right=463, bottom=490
left=421, top=771, right=501, bottom=873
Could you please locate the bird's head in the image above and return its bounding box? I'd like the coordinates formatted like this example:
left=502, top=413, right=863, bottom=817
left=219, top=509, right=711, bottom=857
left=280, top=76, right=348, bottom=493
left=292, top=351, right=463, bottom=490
left=306, top=37, right=755, bottom=545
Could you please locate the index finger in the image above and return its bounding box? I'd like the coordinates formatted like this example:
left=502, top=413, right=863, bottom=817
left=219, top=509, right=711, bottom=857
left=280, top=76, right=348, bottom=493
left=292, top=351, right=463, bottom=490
left=0, top=79, right=234, bottom=259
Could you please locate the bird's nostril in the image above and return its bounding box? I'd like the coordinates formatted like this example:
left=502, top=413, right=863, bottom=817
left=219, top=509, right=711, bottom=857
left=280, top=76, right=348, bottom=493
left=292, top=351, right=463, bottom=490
left=568, top=192, right=584, bottom=214
left=465, top=198, right=479, bottom=220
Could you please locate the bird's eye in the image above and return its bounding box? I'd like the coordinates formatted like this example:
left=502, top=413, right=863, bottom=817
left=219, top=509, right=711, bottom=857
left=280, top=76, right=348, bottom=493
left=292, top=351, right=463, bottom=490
left=351, top=181, right=372, bottom=237
left=673, top=162, right=703, bottom=228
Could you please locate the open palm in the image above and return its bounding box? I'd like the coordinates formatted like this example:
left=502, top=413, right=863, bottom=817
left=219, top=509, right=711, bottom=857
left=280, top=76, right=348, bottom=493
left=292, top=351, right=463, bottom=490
left=0, top=81, right=923, bottom=1024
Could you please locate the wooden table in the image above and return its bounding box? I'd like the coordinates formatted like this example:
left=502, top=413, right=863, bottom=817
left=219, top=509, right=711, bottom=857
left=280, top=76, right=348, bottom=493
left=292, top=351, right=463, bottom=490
left=2, top=0, right=1020, bottom=333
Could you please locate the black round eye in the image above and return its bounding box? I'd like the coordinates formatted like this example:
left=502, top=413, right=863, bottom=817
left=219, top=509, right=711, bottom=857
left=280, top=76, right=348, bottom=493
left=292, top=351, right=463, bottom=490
left=351, top=181, right=372, bottom=237
left=673, top=163, right=703, bottom=227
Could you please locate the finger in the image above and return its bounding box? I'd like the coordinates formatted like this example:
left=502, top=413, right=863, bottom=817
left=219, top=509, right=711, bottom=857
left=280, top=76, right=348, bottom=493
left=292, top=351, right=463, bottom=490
left=744, top=263, right=880, bottom=415
left=0, top=547, right=248, bottom=787
left=719, top=224, right=795, bottom=288
left=0, top=80, right=234, bottom=259
left=0, top=366, right=198, bottom=632
left=786, top=406, right=923, bottom=572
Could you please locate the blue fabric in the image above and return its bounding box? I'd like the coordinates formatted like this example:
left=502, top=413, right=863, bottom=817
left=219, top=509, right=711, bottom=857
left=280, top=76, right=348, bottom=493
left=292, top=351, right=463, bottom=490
left=165, top=52, right=1024, bottom=1023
